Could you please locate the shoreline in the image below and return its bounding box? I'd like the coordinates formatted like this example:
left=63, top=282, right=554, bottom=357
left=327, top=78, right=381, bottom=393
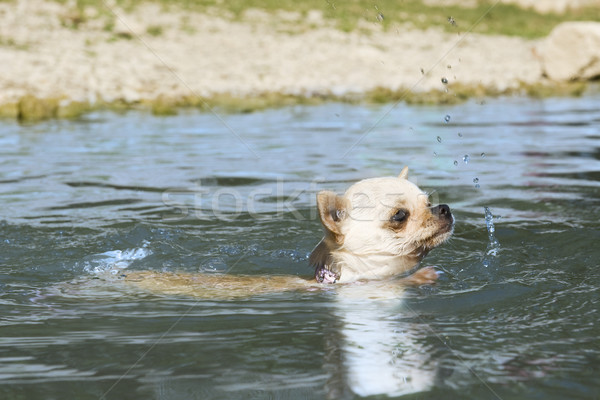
left=3, top=81, right=591, bottom=121
left=0, top=1, right=598, bottom=121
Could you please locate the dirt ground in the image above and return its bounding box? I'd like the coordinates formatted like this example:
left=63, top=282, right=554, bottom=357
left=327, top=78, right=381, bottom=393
left=0, top=0, right=573, bottom=113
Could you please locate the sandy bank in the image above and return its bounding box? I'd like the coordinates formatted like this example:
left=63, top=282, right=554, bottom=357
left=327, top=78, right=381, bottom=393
left=0, top=1, right=592, bottom=119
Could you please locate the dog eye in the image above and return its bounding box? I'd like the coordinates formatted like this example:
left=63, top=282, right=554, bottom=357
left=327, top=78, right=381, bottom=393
left=391, top=209, right=408, bottom=222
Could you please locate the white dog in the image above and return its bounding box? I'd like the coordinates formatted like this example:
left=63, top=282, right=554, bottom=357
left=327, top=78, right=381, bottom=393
left=122, top=167, right=453, bottom=297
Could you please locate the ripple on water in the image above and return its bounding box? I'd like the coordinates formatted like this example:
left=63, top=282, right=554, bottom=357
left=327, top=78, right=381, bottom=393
left=0, top=96, right=599, bottom=399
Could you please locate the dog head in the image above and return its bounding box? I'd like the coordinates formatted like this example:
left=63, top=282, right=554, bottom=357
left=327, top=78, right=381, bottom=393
left=310, top=167, right=454, bottom=283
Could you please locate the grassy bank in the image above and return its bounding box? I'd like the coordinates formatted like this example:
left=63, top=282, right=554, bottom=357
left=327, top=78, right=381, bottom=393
left=1, top=0, right=597, bottom=122
left=56, top=0, right=600, bottom=38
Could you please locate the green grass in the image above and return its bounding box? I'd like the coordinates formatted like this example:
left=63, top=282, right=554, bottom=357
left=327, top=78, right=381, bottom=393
left=3, top=81, right=589, bottom=122
left=0, top=35, right=29, bottom=50
left=146, top=24, right=163, bottom=36
left=54, top=0, right=600, bottom=38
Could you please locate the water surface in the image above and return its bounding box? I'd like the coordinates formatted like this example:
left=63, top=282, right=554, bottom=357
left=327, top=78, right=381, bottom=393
left=0, top=94, right=599, bottom=399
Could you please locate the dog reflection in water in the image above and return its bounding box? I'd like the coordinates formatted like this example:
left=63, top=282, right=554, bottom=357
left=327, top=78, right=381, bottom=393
left=123, top=167, right=454, bottom=396
left=328, top=282, right=438, bottom=397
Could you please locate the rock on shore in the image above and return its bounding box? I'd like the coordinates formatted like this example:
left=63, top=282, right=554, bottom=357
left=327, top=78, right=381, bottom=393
left=538, top=22, right=600, bottom=81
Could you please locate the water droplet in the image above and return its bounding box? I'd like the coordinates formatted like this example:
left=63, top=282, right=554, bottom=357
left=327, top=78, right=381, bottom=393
left=376, top=12, right=384, bottom=22
left=481, top=152, right=486, bottom=158
left=444, top=115, right=451, bottom=123
left=453, top=160, right=458, bottom=166
left=441, top=77, right=448, bottom=84
left=484, top=207, right=495, bottom=234
left=437, top=136, right=442, bottom=143
left=484, top=207, right=500, bottom=249
left=463, top=154, right=470, bottom=164
left=457, top=132, right=463, bottom=137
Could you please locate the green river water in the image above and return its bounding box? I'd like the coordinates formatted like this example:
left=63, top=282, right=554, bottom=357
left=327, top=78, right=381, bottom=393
left=0, top=95, right=599, bottom=399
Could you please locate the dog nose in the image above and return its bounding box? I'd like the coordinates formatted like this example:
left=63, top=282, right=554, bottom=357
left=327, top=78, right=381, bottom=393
left=435, top=204, right=451, bottom=218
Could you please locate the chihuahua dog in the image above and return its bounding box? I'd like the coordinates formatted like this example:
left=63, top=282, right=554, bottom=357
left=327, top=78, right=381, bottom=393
left=122, top=167, right=453, bottom=297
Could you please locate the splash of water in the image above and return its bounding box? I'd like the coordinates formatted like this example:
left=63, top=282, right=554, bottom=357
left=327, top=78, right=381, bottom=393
left=82, top=241, right=152, bottom=277
left=483, top=207, right=500, bottom=265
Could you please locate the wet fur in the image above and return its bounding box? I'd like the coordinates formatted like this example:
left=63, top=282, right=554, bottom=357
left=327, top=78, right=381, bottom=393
left=123, top=167, right=453, bottom=298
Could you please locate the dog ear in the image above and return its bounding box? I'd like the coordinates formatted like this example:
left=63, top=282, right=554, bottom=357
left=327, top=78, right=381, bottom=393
left=398, top=166, right=409, bottom=180
left=316, top=191, right=348, bottom=238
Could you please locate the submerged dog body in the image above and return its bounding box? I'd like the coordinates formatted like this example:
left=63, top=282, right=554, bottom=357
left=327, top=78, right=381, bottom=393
left=123, top=167, right=453, bottom=297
